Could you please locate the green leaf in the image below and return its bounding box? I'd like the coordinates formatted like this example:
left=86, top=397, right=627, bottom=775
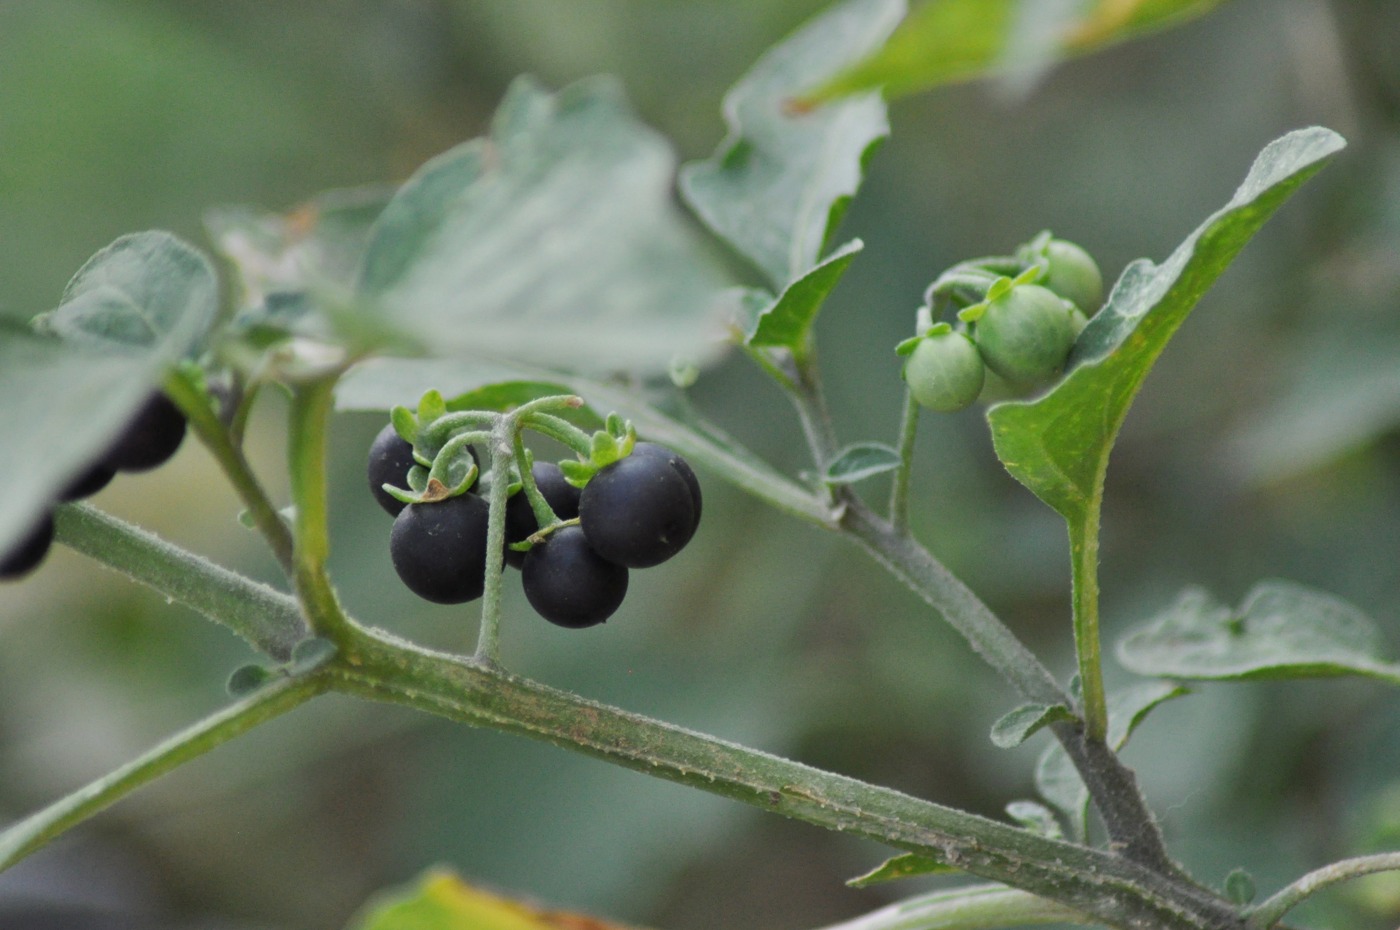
left=1034, top=682, right=1187, bottom=839
left=679, top=0, right=903, bottom=290
left=226, top=664, right=273, bottom=696
left=346, top=869, right=645, bottom=930
left=990, top=702, right=1075, bottom=749
left=823, top=440, right=901, bottom=485
left=802, top=0, right=1228, bottom=103
left=1005, top=800, right=1064, bottom=840
left=847, top=852, right=956, bottom=888
left=746, top=239, right=863, bottom=355
left=354, top=76, right=727, bottom=377
left=986, top=128, right=1345, bottom=524
left=1117, top=581, right=1400, bottom=685
left=1225, top=868, right=1257, bottom=906
left=32, top=231, right=217, bottom=359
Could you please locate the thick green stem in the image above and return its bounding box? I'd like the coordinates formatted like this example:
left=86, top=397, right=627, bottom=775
left=329, top=625, right=1241, bottom=930
left=164, top=368, right=295, bottom=576
left=889, top=389, right=921, bottom=534
left=814, top=882, right=1089, bottom=930
left=53, top=503, right=306, bottom=660
left=1069, top=513, right=1108, bottom=741
left=287, top=379, right=353, bottom=643
left=0, top=674, right=324, bottom=872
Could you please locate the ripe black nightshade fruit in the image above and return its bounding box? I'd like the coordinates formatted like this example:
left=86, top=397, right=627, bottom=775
left=631, top=443, right=702, bottom=545
left=522, top=526, right=628, bottom=628
left=58, top=464, right=115, bottom=502
left=368, top=424, right=480, bottom=517
left=579, top=447, right=697, bottom=568
left=103, top=393, right=186, bottom=473
left=390, top=494, right=492, bottom=604
left=503, top=462, right=582, bottom=568
left=0, top=512, right=55, bottom=581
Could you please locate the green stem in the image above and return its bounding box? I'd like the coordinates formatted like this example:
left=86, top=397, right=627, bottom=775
left=813, top=883, right=1089, bottom=930
left=53, top=503, right=307, bottom=660
left=0, top=674, right=324, bottom=872
left=1246, top=853, right=1400, bottom=929
left=474, top=418, right=513, bottom=664
left=889, top=389, right=921, bottom=534
left=287, top=379, right=353, bottom=643
left=514, top=433, right=560, bottom=529
left=522, top=412, right=594, bottom=457
left=1069, top=506, right=1108, bottom=742
left=328, top=625, right=1240, bottom=930
left=164, top=368, right=295, bottom=576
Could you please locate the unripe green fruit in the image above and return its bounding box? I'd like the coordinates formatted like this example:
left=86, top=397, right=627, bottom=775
left=1040, top=239, right=1104, bottom=314
left=902, top=331, right=985, bottom=412
left=972, top=283, right=1080, bottom=387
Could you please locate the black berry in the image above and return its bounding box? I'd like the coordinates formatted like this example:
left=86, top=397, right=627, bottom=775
left=390, top=494, right=492, bottom=604
left=631, top=443, right=702, bottom=545
left=103, top=393, right=186, bottom=473
left=58, top=463, right=115, bottom=502
left=521, top=526, right=628, bottom=628
left=367, top=424, right=418, bottom=517
left=1, top=512, right=56, bottom=580
left=503, top=462, right=582, bottom=569
left=579, top=448, right=697, bottom=568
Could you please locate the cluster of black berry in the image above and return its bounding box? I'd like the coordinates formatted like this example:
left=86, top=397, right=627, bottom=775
left=0, top=393, right=187, bottom=580
left=367, top=425, right=701, bottom=628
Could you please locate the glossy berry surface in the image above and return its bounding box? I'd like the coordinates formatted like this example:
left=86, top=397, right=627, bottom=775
left=58, top=464, right=115, bottom=502
left=103, top=393, right=187, bottom=473
left=579, top=448, right=697, bottom=568
left=504, top=462, right=581, bottom=568
left=390, top=493, right=492, bottom=604
left=972, top=283, right=1080, bottom=387
left=522, top=526, right=628, bottom=628
left=367, top=424, right=419, bottom=517
left=903, top=330, right=985, bottom=412
left=1040, top=238, right=1104, bottom=314
left=631, top=443, right=701, bottom=540
left=1, top=512, right=55, bottom=580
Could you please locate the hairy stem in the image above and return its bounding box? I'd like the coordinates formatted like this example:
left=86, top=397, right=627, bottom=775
left=329, top=624, right=1241, bottom=930
left=164, top=368, right=295, bottom=576
left=888, top=389, right=921, bottom=534
left=53, top=503, right=306, bottom=660
left=287, top=379, right=353, bottom=643
left=1246, top=852, right=1400, bottom=929
left=1069, top=512, right=1108, bottom=741
left=474, top=418, right=513, bottom=663
left=0, top=674, right=324, bottom=872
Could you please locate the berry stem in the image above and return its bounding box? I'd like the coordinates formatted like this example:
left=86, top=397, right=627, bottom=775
left=473, top=417, right=515, bottom=665
left=513, top=433, right=560, bottom=530
left=520, top=411, right=594, bottom=457
left=164, top=367, right=295, bottom=577
left=888, top=388, right=920, bottom=535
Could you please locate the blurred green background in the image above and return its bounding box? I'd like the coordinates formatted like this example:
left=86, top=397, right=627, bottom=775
left=3, top=1, right=1400, bottom=928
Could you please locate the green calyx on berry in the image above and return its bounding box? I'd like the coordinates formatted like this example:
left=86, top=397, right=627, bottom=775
left=896, top=322, right=985, bottom=413
left=557, top=413, right=637, bottom=489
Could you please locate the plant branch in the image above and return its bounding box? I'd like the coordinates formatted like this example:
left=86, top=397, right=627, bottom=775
left=287, top=378, right=354, bottom=643
left=0, top=674, right=324, bottom=873
left=813, top=882, right=1091, bottom=930
left=164, top=367, right=295, bottom=576
left=1069, top=508, right=1108, bottom=741
left=1245, top=852, right=1400, bottom=929
left=53, top=503, right=307, bottom=660
left=328, top=625, right=1241, bottom=930
left=474, top=416, right=513, bottom=663
left=888, top=389, right=921, bottom=534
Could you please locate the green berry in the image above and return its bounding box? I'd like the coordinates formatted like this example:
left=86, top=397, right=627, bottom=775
left=902, top=330, right=985, bottom=412
left=972, top=283, right=1080, bottom=387
left=1040, top=238, right=1104, bottom=314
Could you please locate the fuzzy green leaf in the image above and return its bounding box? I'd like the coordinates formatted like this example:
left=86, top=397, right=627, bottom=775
left=802, top=0, right=1227, bottom=103
left=823, top=441, right=901, bottom=485
left=355, top=76, right=726, bottom=377
left=990, top=702, right=1075, bottom=749
left=1034, top=682, right=1187, bottom=839
left=987, top=128, right=1344, bottom=524
left=1005, top=800, right=1064, bottom=839
left=1117, top=581, right=1400, bottom=685
left=847, top=852, right=956, bottom=888
left=679, top=0, right=903, bottom=290
left=746, top=239, right=863, bottom=355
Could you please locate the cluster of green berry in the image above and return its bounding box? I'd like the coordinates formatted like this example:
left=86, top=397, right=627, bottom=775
left=367, top=424, right=701, bottom=629
left=897, top=232, right=1104, bottom=412
left=0, top=393, right=187, bottom=580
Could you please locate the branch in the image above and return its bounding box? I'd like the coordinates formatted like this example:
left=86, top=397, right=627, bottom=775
left=53, top=503, right=307, bottom=660
left=1246, top=852, right=1400, bottom=929
left=0, top=674, right=324, bottom=872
